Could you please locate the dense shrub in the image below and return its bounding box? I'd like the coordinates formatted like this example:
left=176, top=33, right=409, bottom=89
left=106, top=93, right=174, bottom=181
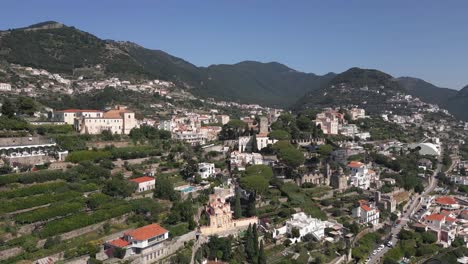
left=66, top=150, right=112, bottom=163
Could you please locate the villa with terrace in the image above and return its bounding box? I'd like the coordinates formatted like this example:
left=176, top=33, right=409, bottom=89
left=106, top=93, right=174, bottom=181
left=104, top=223, right=169, bottom=258
left=0, top=136, right=68, bottom=166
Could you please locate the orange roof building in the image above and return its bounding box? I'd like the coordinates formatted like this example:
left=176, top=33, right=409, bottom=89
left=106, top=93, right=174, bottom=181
left=104, top=223, right=169, bottom=259
left=425, top=213, right=445, bottom=222
left=125, top=223, right=168, bottom=241
left=435, top=196, right=459, bottom=210
left=129, top=176, right=155, bottom=193
left=129, top=176, right=155, bottom=184
left=107, top=238, right=130, bottom=248
left=348, top=161, right=365, bottom=168
left=435, top=196, right=457, bottom=205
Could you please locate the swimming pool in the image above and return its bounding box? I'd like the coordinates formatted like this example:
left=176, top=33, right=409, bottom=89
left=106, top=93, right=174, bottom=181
left=180, top=186, right=196, bottom=193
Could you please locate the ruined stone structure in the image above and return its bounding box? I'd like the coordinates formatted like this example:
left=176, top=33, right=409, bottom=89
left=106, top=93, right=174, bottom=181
left=330, top=167, right=348, bottom=192
left=200, top=189, right=257, bottom=235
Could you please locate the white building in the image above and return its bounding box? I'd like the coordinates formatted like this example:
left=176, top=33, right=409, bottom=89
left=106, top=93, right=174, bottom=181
left=408, top=142, right=441, bottom=156
left=339, top=124, right=359, bottom=137
left=198, top=163, right=215, bottom=179
left=315, top=110, right=343, bottom=135
left=216, top=115, right=230, bottom=125
left=105, top=223, right=169, bottom=258
left=349, top=108, right=366, bottom=120
left=273, top=212, right=335, bottom=243
left=347, top=161, right=376, bottom=190
left=173, top=131, right=206, bottom=146
left=129, top=176, right=156, bottom=193
left=0, top=83, right=12, bottom=92
left=158, top=120, right=174, bottom=131
left=230, top=151, right=263, bottom=171
left=238, top=135, right=277, bottom=153
left=353, top=201, right=379, bottom=225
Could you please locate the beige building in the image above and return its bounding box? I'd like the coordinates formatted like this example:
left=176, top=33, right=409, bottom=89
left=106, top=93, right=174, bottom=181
left=200, top=189, right=258, bottom=235
left=73, top=106, right=138, bottom=135
left=54, top=109, right=103, bottom=125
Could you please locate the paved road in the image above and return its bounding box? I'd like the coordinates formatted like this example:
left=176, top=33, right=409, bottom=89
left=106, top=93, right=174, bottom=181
left=367, top=194, right=421, bottom=264
left=367, top=154, right=443, bottom=264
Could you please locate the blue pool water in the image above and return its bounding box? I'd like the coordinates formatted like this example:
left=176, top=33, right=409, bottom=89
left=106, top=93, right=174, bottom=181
left=180, top=186, right=195, bottom=193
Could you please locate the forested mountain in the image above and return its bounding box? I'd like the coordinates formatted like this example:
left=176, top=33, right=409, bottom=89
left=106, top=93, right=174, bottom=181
left=197, top=61, right=335, bottom=106
left=0, top=21, right=466, bottom=119
left=293, top=68, right=405, bottom=113
left=0, top=21, right=332, bottom=107
left=397, top=77, right=468, bottom=121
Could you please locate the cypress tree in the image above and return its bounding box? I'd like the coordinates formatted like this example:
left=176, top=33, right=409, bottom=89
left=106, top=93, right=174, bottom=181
left=253, top=223, right=259, bottom=255
left=245, top=224, right=256, bottom=263
left=252, top=132, right=258, bottom=152
left=258, top=241, right=266, bottom=264
left=247, top=192, right=257, bottom=217
left=234, top=189, right=242, bottom=219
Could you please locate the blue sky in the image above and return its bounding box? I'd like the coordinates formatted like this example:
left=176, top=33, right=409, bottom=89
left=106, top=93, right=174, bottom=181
left=2, top=0, right=467, bottom=89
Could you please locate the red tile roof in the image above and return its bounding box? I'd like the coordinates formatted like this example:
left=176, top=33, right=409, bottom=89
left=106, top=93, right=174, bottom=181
left=103, top=108, right=132, bottom=119
left=361, top=205, right=373, bottom=212
left=108, top=238, right=129, bottom=248
left=125, top=223, right=168, bottom=241
left=446, top=217, right=457, bottom=222
left=348, top=161, right=364, bottom=168
left=358, top=200, right=368, bottom=206
left=440, top=210, right=452, bottom=216
left=129, top=176, right=155, bottom=184
left=435, top=196, right=457, bottom=205
left=425, top=213, right=445, bottom=221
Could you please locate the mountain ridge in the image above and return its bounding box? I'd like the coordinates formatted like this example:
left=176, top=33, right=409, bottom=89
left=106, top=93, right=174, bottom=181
left=0, top=21, right=466, bottom=119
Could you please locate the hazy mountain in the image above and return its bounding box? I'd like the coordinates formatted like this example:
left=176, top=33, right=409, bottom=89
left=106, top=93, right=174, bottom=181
left=445, top=85, right=468, bottom=121
left=397, top=77, right=468, bottom=121
left=396, top=77, right=457, bottom=106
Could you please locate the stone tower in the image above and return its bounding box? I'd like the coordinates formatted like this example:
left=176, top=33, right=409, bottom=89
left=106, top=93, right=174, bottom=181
left=259, top=116, right=268, bottom=135
left=330, top=167, right=348, bottom=192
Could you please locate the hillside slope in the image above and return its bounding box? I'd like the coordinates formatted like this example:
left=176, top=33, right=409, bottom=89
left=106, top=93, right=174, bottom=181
left=397, top=77, right=468, bottom=121
left=294, top=67, right=404, bottom=113
left=0, top=21, right=332, bottom=107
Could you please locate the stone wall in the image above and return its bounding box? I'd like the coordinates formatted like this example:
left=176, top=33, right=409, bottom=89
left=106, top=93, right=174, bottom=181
left=0, top=247, right=23, bottom=261
left=131, top=231, right=197, bottom=264
left=87, top=141, right=130, bottom=149
left=200, top=217, right=258, bottom=236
